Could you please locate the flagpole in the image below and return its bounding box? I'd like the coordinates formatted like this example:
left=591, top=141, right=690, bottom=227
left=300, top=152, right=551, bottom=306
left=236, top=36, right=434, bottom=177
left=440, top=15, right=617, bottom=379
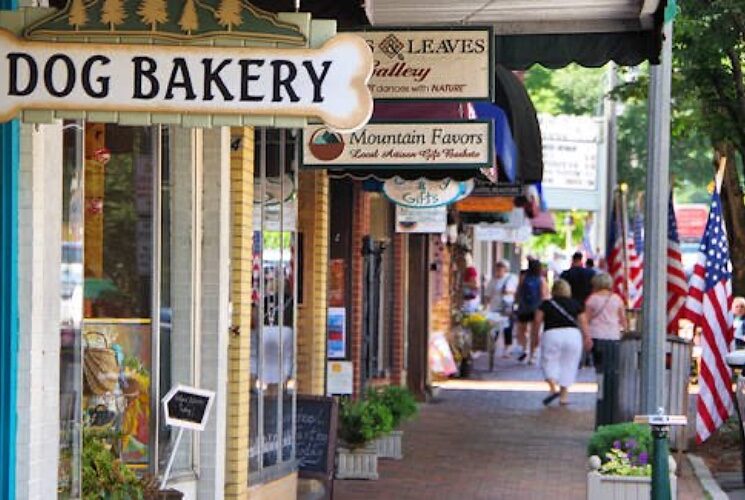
left=715, top=156, right=727, bottom=193
left=618, top=186, right=631, bottom=309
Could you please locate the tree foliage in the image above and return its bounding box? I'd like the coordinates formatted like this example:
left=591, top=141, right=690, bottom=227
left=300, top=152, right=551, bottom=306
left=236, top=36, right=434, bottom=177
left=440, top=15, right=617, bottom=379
left=673, top=0, right=745, bottom=294
left=523, top=64, right=605, bottom=116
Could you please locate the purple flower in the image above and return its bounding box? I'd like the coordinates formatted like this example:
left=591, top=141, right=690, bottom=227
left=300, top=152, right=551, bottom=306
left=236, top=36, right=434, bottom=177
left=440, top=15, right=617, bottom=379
left=613, top=440, right=622, bottom=449
left=625, top=439, right=637, bottom=450
left=638, top=452, right=649, bottom=465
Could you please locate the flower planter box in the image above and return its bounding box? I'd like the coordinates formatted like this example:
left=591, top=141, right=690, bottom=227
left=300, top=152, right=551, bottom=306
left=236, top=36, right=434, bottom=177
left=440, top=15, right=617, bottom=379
left=335, top=442, right=379, bottom=480
left=375, top=430, right=403, bottom=460
left=587, top=455, right=677, bottom=500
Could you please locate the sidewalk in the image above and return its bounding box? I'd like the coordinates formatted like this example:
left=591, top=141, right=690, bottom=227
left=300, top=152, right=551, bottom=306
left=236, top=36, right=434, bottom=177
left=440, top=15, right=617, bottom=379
left=334, top=354, right=706, bottom=499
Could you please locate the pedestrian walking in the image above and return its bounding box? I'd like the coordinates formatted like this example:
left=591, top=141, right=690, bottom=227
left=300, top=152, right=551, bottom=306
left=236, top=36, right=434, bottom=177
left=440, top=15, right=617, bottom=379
left=585, top=273, right=626, bottom=370
left=560, top=251, right=595, bottom=304
left=462, top=258, right=481, bottom=313
left=533, top=279, right=592, bottom=405
left=485, top=260, right=518, bottom=357
left=585, top=258, right=598, bottom=275
left=515, top=258, right=549, bottom=364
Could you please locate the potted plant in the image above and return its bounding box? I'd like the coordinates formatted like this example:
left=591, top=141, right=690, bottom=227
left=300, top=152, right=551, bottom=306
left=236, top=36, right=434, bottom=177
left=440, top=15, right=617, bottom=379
left=463, top=313, right=490, bottom=352
left=82, top=430, right=184, bottom=499
left=335, top=399, right=393, bottom=480
left=367, top=386, right=418, bottom=460
left=586, top=423, right=677, bottom=499
left=82, top=432, right=145, bottom=500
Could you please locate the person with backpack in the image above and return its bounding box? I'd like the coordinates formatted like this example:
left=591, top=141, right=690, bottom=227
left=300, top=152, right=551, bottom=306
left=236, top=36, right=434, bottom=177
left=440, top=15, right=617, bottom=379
left=514, top=258, right=549, bottom=364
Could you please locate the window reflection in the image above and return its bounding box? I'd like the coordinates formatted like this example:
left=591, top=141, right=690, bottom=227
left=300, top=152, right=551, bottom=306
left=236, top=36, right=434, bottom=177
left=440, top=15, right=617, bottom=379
left=59, top=121, right=85, bottom=498
left=249, top=128, right=298, bottom=480
left=82, top=125, right=156, bottom=467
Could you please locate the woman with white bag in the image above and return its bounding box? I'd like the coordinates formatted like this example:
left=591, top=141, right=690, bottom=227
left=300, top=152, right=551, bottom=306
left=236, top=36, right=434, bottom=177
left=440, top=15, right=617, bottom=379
left=533, top=279, right=593, bottom=406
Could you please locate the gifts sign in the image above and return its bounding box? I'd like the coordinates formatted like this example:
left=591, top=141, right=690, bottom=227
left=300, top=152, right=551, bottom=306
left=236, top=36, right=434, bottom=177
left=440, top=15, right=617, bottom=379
left=0, top=29, right=373, bottom=132
left=160, top=385, right=215, bottom=488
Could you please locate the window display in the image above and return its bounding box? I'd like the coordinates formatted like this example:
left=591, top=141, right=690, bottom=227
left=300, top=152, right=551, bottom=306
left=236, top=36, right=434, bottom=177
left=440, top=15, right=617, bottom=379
left=59, top=123, right=196, bottom=493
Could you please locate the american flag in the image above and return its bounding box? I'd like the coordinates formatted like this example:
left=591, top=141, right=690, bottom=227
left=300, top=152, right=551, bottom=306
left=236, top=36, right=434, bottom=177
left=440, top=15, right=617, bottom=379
left=608, top=198, right=644, bottom=307
left=628, top=240, right=644, bottom=309
left=684, top=190, right=733, bottom=443
left=633, top=210, right=644, bottom=258
left=667, top=194, right=688, bottom=334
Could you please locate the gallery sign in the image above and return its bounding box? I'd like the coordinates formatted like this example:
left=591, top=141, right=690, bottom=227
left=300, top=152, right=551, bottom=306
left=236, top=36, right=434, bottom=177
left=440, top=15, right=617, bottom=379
left=383, top=177, right=474, bottom=208
left=303, top=121, right=493, bottom=169
left=355, top=27, right=493, bottom=100
left=0, top=29, right=374, bottom=132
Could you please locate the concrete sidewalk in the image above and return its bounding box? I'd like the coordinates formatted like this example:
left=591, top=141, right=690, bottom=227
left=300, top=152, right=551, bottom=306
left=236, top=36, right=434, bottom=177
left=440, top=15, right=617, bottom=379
left=334, top=354, right=705, bottom=499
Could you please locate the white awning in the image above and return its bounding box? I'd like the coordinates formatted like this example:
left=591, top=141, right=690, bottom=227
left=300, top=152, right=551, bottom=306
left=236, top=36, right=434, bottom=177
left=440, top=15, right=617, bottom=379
left=366, top=0, right=661, bottom=34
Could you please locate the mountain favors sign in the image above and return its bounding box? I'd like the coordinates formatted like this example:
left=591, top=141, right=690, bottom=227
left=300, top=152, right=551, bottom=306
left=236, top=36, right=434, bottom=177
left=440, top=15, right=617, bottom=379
left=0, top=28, right=373, bottom=131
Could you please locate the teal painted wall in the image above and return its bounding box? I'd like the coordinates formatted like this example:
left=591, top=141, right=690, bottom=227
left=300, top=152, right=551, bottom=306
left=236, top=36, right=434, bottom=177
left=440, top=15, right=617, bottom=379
left=0, top=2, right=19, bottom=499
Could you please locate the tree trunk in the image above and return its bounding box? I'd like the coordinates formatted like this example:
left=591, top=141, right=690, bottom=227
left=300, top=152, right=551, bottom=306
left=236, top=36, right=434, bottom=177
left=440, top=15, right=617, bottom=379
left=716, top=143, right=745, bottom=296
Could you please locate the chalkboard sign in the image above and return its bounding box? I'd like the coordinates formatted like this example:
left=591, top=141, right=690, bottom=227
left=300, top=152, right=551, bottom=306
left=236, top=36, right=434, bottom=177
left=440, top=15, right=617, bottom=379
left=296, top=395, right=338, bottom=483
left=162, top=385, right=215, bottom=431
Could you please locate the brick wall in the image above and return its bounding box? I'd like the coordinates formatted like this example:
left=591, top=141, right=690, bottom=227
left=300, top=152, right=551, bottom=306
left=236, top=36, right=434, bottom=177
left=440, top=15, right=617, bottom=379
left=297, top=170, right=330, bottom=396
left=225, top=127, right=254, bottom=498
left=350, top=183, right=370, bottom=397
left=391, top=233, right=406, bottom=387
left=16, top=122, right=62, bottom=499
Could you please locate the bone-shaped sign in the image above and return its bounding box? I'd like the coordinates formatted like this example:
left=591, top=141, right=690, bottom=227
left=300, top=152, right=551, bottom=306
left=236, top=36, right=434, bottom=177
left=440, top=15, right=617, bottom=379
left=0, top=29, right=373, bottom=132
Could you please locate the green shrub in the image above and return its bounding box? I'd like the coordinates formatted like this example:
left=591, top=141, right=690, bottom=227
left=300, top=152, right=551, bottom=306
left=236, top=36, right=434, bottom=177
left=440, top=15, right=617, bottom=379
left=82, top=432, right=144, bottom=500
left=339, top=399, right=394, bottom=447
left=366, top=386, right=418, bottom=429
left=587, top=422, right=652, bottom=462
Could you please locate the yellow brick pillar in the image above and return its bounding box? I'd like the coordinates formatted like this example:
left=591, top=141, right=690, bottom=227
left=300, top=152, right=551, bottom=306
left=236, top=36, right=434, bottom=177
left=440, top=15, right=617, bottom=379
left=225, top=127, right=254, bottom=499
left=297, top=170, right=329, bottom=395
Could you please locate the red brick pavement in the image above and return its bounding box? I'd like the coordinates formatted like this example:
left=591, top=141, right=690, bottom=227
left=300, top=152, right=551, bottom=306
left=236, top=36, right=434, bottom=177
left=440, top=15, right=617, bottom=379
left=333, top=354, right=705, bottom=500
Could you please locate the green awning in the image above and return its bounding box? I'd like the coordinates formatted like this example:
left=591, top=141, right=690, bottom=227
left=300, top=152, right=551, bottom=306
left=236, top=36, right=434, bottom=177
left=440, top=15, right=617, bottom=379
left=494, top=29, right=664, bottom=70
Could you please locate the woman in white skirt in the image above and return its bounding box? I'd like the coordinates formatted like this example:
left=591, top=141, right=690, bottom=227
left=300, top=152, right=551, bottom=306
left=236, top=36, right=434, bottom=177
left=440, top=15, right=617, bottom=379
left=533, top=279, right=593, bottom=406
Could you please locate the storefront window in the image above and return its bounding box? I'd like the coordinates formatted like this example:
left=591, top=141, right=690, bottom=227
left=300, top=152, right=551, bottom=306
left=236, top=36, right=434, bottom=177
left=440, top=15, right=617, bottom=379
left=60, top=123, right=197, bottom=490
left=82, top=124, right=156, bottom=469
left=59, top=121, right=85, bottom=498
left=249, top=128, right=298, bottom=482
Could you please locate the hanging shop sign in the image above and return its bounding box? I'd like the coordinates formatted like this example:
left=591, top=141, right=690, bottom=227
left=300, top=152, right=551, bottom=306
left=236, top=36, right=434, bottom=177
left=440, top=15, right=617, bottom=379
left=303, top=121, right=493, bottom=169
left=539, top=114, right=602, bottom=191
left=395, top=205, right=447, bottom=233
left=383, top=177, right=474, bottom=208
left=473, top=224, right=533, bottom=243
left=0, top=9, right=374, bottom=132
left=354, top=27, right=493, bottom=100
left=455, top=196, right=514, bottom=213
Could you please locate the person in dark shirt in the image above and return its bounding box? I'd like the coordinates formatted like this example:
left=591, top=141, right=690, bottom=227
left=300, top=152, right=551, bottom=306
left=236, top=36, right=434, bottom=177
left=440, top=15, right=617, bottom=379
left=560, top=252, right=595, bottom=304
left=533, top=279, right=592, bottom=406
